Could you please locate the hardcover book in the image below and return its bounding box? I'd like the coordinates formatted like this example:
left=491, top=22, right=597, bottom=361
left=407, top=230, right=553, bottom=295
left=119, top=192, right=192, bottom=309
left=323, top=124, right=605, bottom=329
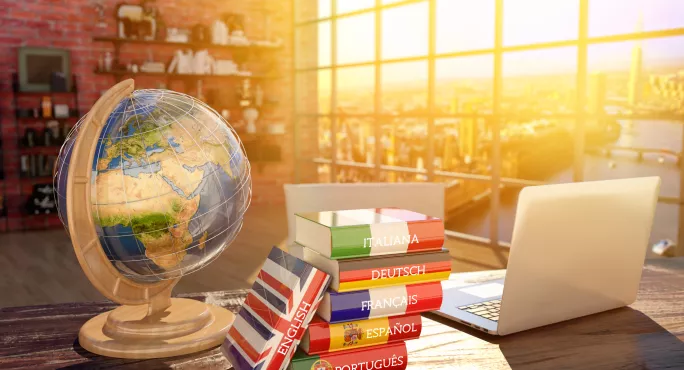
left=290, top=244, right=451, bottom=292
left=300, top=314, right=421, bottom=354
left=317, top=282, right=443, bottom=323
left=295, top=208, right=444, bottom=260
left=222, top=247, right=331, bottom=370
left=288, top=342, right=408, bottom=370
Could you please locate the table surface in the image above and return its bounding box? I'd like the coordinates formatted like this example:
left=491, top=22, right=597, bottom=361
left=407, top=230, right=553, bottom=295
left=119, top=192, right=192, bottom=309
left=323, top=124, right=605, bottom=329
left=1, top=258, right=684, bottom=370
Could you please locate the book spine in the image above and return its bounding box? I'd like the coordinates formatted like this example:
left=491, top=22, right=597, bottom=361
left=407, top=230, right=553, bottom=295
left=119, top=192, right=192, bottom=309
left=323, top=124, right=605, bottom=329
left=306, top=314, right=422, bottom=354
left=337, top=260, right=452, bottom=292
left=325, top=282, right=443, bottom=323
left=330, top=220, right=444, bottom=260
left=289, top=342, right=408, bottom=370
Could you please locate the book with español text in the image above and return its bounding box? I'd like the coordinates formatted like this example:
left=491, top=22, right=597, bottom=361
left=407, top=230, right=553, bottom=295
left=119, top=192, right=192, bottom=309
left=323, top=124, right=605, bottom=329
left=300, top=314, right=421, bottom=355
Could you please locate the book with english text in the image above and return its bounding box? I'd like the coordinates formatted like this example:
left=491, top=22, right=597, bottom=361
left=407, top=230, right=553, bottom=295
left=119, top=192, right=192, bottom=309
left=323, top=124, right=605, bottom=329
left=295, top=208, right=444, bottom=260
left=300, top=314, right=421, bottom=354
left=290, top=244, right=451, bottom=292
left=316, top=281, right=443, bottom=323
left=288, top=342, right=407, bottom=370
left=221, top=247, right=331, bottom=370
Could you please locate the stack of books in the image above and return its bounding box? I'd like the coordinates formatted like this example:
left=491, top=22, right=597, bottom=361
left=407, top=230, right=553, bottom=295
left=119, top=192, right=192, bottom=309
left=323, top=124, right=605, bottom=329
left=288, top=208, right=451, bottom=370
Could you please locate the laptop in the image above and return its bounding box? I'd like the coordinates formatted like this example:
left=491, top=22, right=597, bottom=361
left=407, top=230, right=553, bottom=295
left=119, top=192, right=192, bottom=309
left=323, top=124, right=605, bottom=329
left=435, top=176, right=661, bottom=335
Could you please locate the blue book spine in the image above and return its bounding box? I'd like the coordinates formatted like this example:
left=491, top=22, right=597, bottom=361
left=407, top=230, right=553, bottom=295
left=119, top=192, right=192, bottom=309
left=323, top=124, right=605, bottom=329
left=329, top=290, right=371, bottom=323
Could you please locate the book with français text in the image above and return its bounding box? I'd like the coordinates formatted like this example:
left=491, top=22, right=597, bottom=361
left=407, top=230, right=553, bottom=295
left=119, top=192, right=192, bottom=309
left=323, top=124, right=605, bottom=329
left=295, top=208, right=444, bottom=260
left=290, top=244, right=451, bottom=292
left=300, top=314, right=421, bottom=354
left=288, top=342, right=407, bottom=370
left=316, top=281, right=443, bottom=323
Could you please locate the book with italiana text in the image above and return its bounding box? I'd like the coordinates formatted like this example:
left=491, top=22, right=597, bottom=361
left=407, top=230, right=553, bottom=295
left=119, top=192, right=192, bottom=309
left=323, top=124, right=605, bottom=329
left=290, top=244, right=451, bottom=292
left=295, top=208, right=444, bottom=260
left=300, top=314, right=421, bottom=354
left=221, top=247, right=331, bottom=370
left=288, top=341, right=408, bottom=370
left=316, top=281, right=443, bottom=323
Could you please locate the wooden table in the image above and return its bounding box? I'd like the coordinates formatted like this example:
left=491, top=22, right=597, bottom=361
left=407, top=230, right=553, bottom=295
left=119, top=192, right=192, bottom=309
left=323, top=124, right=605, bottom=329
left=2, top=258, right=684, bottom=370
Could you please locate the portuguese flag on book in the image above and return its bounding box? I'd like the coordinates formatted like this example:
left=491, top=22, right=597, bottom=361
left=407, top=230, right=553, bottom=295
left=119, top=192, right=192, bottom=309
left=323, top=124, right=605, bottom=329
left=295, top=208, right=444, bottom=260
left=288, top=342, right=407, bottom=370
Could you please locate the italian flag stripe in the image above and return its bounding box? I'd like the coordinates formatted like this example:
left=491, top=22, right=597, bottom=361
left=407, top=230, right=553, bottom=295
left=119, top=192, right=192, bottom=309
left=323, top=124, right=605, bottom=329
left=327, top=215, right=444, bottom=259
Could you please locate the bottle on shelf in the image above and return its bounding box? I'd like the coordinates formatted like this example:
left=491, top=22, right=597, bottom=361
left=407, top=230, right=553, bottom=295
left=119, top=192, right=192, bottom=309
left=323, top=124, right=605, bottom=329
left=42, top=97, right=52, bottom=118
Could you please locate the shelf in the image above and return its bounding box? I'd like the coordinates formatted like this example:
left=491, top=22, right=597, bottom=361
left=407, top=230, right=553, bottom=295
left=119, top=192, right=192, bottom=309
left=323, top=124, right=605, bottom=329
left=95, top=70, right=280, bottom=81
left=93, top=36, right=282, bottom=51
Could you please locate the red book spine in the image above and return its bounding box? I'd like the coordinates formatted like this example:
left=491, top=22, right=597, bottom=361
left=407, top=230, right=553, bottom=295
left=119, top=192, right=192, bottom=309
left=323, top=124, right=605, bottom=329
left=405, top=282, right=443, bottom=314
left=407, top=220, right=444, bottom=253
left=305, top=314, right=422, bottom=355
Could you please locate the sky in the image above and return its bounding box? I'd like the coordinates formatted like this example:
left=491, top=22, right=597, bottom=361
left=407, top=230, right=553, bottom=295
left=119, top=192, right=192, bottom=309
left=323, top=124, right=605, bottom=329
left=302, top=0, right=684, bottom=89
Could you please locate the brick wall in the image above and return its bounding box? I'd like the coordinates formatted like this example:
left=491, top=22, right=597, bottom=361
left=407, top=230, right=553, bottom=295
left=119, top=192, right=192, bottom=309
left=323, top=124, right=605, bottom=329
left=0, top=0, right=294, bottom=231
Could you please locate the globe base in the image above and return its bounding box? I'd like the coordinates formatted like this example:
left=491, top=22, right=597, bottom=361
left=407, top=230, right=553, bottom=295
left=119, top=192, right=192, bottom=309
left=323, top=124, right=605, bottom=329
left=78, top=298, right=235, bottom=359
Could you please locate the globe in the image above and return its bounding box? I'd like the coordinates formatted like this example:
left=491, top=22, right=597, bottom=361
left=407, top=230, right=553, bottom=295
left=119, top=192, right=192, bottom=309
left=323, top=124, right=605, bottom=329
left=54, top=89, right=252, bottom=284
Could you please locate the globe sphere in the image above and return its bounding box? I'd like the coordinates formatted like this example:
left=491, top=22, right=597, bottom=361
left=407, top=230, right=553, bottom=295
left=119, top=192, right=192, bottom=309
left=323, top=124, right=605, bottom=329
left=54, top=89, right=251, bottom=283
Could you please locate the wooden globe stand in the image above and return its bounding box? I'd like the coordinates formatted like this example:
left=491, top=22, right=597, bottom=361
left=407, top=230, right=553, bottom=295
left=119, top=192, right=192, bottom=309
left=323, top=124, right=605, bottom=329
left=65, top=79, right=234, bottom=359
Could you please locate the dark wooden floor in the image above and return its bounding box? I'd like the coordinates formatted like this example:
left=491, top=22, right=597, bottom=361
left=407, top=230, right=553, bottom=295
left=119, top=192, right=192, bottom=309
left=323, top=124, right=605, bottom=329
left=0, top=204, right=507, bottom=308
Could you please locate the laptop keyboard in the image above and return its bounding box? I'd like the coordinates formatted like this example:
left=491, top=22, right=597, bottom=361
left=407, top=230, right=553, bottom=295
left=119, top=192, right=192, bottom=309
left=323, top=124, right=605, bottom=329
left=457, top=299, right=501, bottom=321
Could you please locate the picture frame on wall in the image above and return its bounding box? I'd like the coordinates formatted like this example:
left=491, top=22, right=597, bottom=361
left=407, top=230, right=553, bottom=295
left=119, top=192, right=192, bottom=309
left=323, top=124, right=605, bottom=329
left=17, top=47, right=71, bottom=92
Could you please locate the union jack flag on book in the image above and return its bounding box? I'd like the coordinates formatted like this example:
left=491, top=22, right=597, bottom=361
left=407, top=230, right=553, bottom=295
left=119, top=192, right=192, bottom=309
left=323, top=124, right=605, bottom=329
left=222, top=247, right=331, bottom=370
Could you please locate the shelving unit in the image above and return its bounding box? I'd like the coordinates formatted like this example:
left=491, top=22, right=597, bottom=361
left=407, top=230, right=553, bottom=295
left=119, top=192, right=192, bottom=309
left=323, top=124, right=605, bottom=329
left=8, top=73, right=78, bottom=232
left=93, top=34, right=285, bottom=164
left=94, top=70, right=280, bottom=83
left=93, top=36, right=282, bottom=51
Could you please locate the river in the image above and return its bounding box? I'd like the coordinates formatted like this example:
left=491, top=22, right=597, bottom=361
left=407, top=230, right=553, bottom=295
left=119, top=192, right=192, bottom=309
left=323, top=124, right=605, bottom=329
left=445, top=120, right=683, bottom=248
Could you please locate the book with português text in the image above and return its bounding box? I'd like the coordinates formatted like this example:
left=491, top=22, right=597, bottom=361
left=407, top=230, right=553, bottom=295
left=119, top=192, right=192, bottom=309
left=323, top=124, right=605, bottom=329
left=290, top=244, right=451, bottom=293
left=316, top=281, right=443, bottom=323
left=295, top=208, right=444, bottom=260
left=300, top=314, right=421, bottom=355
left=221, top=247, right=331, bottom=370
left=288, top=341, right=407, bottom=370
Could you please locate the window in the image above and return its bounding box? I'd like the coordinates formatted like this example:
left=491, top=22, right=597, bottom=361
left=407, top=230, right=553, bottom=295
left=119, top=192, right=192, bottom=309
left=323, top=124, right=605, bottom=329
left=294, top=0, right=684, bottom=248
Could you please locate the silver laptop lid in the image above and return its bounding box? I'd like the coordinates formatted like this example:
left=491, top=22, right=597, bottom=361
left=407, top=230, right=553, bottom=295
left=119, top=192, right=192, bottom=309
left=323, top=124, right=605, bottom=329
left=498, top=177, right=661, bottom=335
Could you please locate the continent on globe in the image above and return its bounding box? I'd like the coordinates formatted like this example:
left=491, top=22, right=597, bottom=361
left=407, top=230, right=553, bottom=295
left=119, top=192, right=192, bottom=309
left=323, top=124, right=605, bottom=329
left=55, top=89, right=251, bottom=283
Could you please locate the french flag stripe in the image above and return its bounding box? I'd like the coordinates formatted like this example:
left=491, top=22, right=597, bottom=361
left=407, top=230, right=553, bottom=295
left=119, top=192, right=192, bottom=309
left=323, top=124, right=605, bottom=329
left=368, top=285, right=408, bottom=317
left=238, top=307, right=274, bottom=341
left=328, top=290, right=371, bottom=323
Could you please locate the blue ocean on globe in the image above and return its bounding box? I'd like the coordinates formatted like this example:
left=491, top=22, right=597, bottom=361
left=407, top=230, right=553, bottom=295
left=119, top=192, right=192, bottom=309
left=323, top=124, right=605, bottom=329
left=55, top=90, right=251, bottom=282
